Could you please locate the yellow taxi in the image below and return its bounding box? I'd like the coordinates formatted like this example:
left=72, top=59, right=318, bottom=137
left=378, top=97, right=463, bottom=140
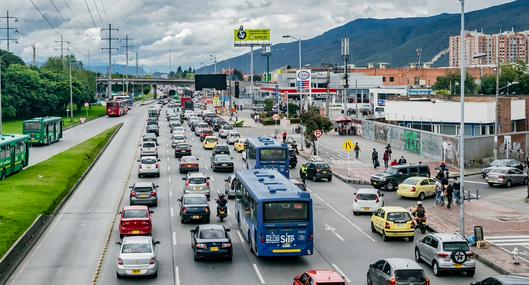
left=234, top=137, right=246, bottom=153
left=396, top=177, right=436, bottom=200
left=370, top=206, right=415, bottom=241
left=202, top=136, right=218, bottom=150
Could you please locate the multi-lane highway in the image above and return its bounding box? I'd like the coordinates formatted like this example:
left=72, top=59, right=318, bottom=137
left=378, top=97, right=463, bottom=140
left=7, top=104, right=499, bottom=285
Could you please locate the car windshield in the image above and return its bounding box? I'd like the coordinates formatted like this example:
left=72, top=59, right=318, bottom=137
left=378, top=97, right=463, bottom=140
left=178, top=144, right=191, bottom=149
left=123, top=209, right=148, bottom=219
left=443, top=241, right=470, bottom=252
left=173, top=135, right=185, bottom=140
left=215, top=155, right=231, bottom=162
left=263, top=202, right=309, bottom=222
left=141, top=158, right=157, bottom=164
left=201, top=130, right=213, bottom=135
left=197, top=124, right=208, bottom=128
left=387, top=212, right=411, bottom=222
left=184, top=197, right=207, bottom=205
left=317, top=163, right=331, bottom=170
left=122, top=243, right=152, bottom=254
left=402, top=177, right=420, bottom=185
left=229, top=133, right=240, bottom=137
left=174, top=127, right=184, bottom=132
left=259, top=148, right=287, bottom=162
left=182, top=157, right=197, bottom=163
left=491, top=160, right=508, bottom=166
left=216, top=146, right=229, bottom=152
left=490, top=169, right=508, bottom=174
left=357, top=193, right=378, bottom=200
left=199, top=229, right=226, bottom=239
left=24, top=122, right=42, bottom=130
left=143, top=143, right=155, bottom=148
left=205, top=138, right=218, bottom=143
left=385, top=167, right=398, bottom=175
left=222, top=126, right=233, bottom=130
left=395, top=270, right=426, bottom=282
left=134, top=187, right=153, bottom=193
left=189, top=177, right=206, bottom=184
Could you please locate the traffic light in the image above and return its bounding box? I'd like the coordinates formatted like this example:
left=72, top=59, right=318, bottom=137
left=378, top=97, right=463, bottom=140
left=234, top=82, right=240, bottom=98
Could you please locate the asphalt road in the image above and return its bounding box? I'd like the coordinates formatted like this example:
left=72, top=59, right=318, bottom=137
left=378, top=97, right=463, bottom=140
left=8, top=105, right=499, bottom=285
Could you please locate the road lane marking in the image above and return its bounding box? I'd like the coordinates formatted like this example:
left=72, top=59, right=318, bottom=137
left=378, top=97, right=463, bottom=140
left=170, top=190, right=173, bottom=197
left=334, top=232, right=345, bottom=242
left=168, top=177, right=172, bottom=183
left=310, top=190, right=376, bottom=242
left=172, top=232, right=176, bottom=246
left=253, top=264, right=266, bottom=284
left=167, top=166, right=171, bottom=171
left=170, top=207, right=174, bottom=217
left=332, top=264, right=351, bottom=283
left=466, top=180, right=488, bottom=185
left=175, top=266, right=180, bottom=285
left=236, top=230, right=245, bottom=243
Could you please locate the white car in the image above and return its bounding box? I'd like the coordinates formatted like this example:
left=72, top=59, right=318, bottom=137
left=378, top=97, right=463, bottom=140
left=184, top=110, right=195, bottom=119
left=116, top=236, right=160, bottom=279
left=171, top=134, right=186, bottom=148
left=226, top=131, right=240, bottom=144
left=172, top=127, right=186, bottom=137
left=140, top=141, right=158, bottom=157
left=218, top=125, right=234, bottom=138
left=352, top=188, right=384, bottom=215
left=137, top=156, right=160, bottom=178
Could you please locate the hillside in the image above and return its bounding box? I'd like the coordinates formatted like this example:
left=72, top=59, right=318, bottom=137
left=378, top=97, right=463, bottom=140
left=200, top=0, right=529, bottom=73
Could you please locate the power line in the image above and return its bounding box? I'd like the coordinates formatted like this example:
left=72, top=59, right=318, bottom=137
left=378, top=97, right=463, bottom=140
left=83, top=0, right=98, bottom=28
left=48, top=0, right=78, bottom=35
left=63, top=0, right=88, bottom=31
left=92, top=0, right=105, bottom=27
left=98, top=0, right=110, bottom=24
left=29, top=0, right=62, bottom=37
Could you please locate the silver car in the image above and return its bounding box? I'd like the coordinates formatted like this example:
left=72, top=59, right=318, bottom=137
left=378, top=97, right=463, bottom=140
left=415, top=233, right=476, bottom=276
left=171, top=134, right=186, bottom=148
left=182, top=172, right=210, bottom=199
left=485, top=167, right=528, bottom=187
left=218, top=125, right=234, bottom=138
left=226, top=131, right=240, bottom=144
left=224, top=175, right=237, bottom=198
left=137, top=156, right=160, bottom=178
left=116, top=236, right=160, bottom=279
left=140, top=141, right=158, bottom=157
left=367, top=258, right=428, bottom=285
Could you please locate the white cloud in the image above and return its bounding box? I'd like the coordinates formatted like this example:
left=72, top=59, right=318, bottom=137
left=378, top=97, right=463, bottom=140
left=0, top=0, right=512, bottom=71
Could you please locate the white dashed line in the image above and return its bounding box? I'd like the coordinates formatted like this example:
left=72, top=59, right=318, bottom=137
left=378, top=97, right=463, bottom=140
left=175, top=266, right=180, bottom=285
left=334, top=232, right=345, bottom=242
left=172, top=231, right=176, bottom=246
left=237, top=230, right=245, bottom=243
left=170, top=207, right=174, bottom=217
left=167, top=166, right=171, bottom=171
left=168, top=177, right=172, bottom=183
left=253, top=264, right=266, bottom=284
left=332, top=264, right=351, bottom=283
left=169, top=190, right=173, bottom=197
left=466, top=180, right=488, bottom=185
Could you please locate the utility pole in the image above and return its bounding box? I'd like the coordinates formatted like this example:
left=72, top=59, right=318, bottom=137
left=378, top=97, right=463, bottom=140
left=135, top=51, right=139, bottom=96
left=459, top=0, right=466, bottom=238
left=341, top=37, right=350, bottom=115
left=101, top=24, right=119, bottom=99
left=0, top=11, right=18, bottom=52
left=121, top=34, right=133, bottom=94
left=494, top=33, right=500, bottom=159
left=169, top=50, right=172, bottom=74
left=261, top=46, right=271, bottom=82
left=55, top=35, right=70, bottom=70
left=322, top=63, right=334, bottom=118
left=69, top=53, right=73, bottom=119
left=31, top=44, right=36, bottom=66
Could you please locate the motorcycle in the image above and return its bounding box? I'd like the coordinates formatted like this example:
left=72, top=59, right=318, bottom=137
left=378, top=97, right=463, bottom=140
left=414, top=214, right=428, bottom=234
left=217, top=205, right=228, bottom=222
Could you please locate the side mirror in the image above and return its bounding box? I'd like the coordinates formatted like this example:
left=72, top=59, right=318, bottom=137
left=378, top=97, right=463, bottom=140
left=115, top=242, right=122, bottom=246
left=190, top=229, right=195, bottom=233
left=381, top=194, right=385, bottom=197
left=150, top=210, right=154, bottom=213
left=293, top=275, right=301, bottom=281
left=118, top=211, right=122, bottom=215
left=154, top=241, right=161, bottom=245
left=225, top=178, right=229, bottom=182
left=155, top=185, right=159, bottom=188
left=128, top=186, right=133, bottom=189
left=177, top=198, right=182, bottom=202
left=353, top=193, right=357, bottom=195
left=157, top=159, right=161, bottom=162
left=225, top=229, right=231, bottom=232
left=369, top=263, right=374, bottom=268
left=137, top=159, right=140, bottom=162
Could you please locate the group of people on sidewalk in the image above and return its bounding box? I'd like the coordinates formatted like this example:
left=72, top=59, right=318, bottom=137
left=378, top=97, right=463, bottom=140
left=370, top=144, right=408, bottom=169
left=434, top=163, right=461, bottom=209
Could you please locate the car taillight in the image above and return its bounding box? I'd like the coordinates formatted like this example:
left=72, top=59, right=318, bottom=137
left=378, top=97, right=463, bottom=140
left=438, top=253, right=449, bottom=258
left=152, top=191, right=157, bottom=197
left=131, top=191, right=136, bottom=197
left=155, top=163, right=159, bottom=168
left=316, top=168, right=320, bottom=173
left=142, top=221, right=150, bottom=226
left=499, top=175, right=505, bottom=179
left=182, top=207, right=188, bottom=214
left=411, top=186, right=416, bottom=192
left=385, top=222, right=391, bottom=229
left=390, top=277, right=396, bottom=285
left=195, top=243, right=207, bottom=249
left=149, top=257, right=156, bottom=265
left=425, top=277, right=430, bottom=285
left=259, top=233, right=265, bottom=244
left=117, top=258, right=123, bottom=265
left=121, top=221, right=128, bottom=226
left=221, top=243, right=232, bottom=248
left=205, top=207, right=209, bottom=213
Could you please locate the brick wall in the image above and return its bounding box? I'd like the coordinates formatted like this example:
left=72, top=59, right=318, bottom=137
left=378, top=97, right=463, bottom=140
left=498, top=97, right=512, bottom=133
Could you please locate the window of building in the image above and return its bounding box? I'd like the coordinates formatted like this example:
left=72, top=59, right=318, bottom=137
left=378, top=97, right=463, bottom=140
left=389, top=77, right=395, bottom=82
left=382, top=77, right=386, bottom=82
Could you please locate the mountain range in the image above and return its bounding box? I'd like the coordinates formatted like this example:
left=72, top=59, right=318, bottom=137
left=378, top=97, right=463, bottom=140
left=198, top=0, right=529, bottom=74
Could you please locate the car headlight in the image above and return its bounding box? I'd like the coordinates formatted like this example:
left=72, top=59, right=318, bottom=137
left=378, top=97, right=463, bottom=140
left=380, top=177, right=387, bottom=181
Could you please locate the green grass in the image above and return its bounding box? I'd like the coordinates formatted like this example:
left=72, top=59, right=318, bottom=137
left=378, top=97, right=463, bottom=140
left=2, top=105, right=108, bottom=134
left=0, top=124, right=120, bottom=258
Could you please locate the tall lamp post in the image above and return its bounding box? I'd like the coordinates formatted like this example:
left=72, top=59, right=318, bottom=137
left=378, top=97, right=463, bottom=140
left=458, top=0, right=466, bottom=238
left=282, top=34, right=304, bottom=150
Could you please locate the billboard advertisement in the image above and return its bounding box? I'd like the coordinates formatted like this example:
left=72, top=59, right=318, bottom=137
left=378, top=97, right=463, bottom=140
left=234, top=26, right=271, bottom=47
left=296, top=70, right=311, bottom=93
left=195, top=74, right=227, bottom=90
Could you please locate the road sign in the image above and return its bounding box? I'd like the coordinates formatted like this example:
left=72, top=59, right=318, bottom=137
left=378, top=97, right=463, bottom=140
left=343, top=140, right=354, bottom=153
left=80, top=117, right=86, bottom=124
left=272, top=114, right=280, bottom=121
left=84, top=102, right=89, bottom=107
left=314, top=129, right=323, bottom=138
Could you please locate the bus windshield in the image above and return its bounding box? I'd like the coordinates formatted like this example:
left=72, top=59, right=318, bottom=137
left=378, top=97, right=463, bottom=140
left=259, top=148, right=287, bottom=162
left=107, top=101, right=117, bottom=107
left=263, top=201, right=309, bottom=222
left=24, top=122, right=41, bottom=130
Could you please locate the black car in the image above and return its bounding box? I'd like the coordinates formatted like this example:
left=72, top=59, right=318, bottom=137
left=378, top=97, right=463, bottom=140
left=212, top=119, right=228, bottom=131
left=370, top=164, right=431, bottom=191
left=212, top=145, right=231, bottom=156
left=211, top=154, right=234, bottom=172
left=147, top=117, right=158, bottom=126
left=146, top=124, right=159, bottom=137
left=481, top=159, right=524, bottom=178
left=190, top=224, right=232, bottom=261
left=175, top=142, right=192, bottom=158
left=303, top=162, right=332, bottom=182
left=289, top=148, right=298, bottom=168
left=178, top=194, right=210, bottom=223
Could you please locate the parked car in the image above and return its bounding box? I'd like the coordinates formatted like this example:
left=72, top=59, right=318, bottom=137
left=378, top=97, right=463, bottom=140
left=218, top=125, right=234, bottom=138
left=234, top=137, right=246, bottom=153
left=371, top=206, right=415, bottom=241
left=289, top=148, right=298, bottom=168
left=179, top=156, right=199, bottom=173
left=415, top=233, right=475, bottom=276
left=482, top=159, right=524, bottom=177
left=119, top=206, right=153, bottom=238
left=226, top=131, right=240, bottom=144
left=203, top=136, right=219, bottom=150
left=175, top=142, right=192, bottom=158
left=303, top=161, right=332, bottom=182
left=367, top=258, right=429, bottom=285
left=371, top=164, right=431, bottom=191
left=137, top=156, right=160, bottom=178
left=471, top=275, right=529, bottom=285
left=396, top=177, right=437, bottom=200
left=129, top=182, right=158, bottom=206
left=116, top=236, right=160, bottom=279
left=140, top=141, right=158, bottom=158
left=178, top=194, right=210, bottom=223
left=353, top=188, right=384, bottom=215
left=182, top=172, right=211, bottom=199
left=485, top=167, right=528, bottom=187
left=190, top=224, right=232, bottom=261
left=146, top=124, right=159, bottom=137
left=211, top=154, right=234, bottom=172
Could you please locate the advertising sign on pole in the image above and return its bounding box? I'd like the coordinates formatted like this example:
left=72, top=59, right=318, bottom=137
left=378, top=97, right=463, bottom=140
left=296, top=70, right=311, bottom=93
left=234, top=26, right=271, bottom=47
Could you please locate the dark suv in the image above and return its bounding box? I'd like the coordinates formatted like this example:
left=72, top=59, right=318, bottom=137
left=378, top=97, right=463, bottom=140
left=304, top=162, right=332, bottom=182
left=288, top=148, right=298, bottom=168
left=212, top=145, right=231, bottom=156
left=371, top=164, right=430, bottom=191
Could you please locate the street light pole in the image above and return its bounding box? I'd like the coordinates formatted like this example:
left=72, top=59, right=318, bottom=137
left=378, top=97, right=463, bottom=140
left=283, top=34, right=304, bottom=150
left=209, top=55, right=217, bottom=74
left=495, top=33, right=500, bottom=159
left=459, top=0, right=466, bottom=238
left=69, top=54, right=73, bottom=120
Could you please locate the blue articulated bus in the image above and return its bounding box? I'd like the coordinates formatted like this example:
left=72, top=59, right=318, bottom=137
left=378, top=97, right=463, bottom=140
left=245, top=136, right=290, bottom=178
left=234, top=169, right=313, bottom=257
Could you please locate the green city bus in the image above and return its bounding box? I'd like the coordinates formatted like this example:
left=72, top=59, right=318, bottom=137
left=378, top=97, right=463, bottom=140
left=23, top=117, right=64, bottom=145
left=0, top=134, right=30, bottom=180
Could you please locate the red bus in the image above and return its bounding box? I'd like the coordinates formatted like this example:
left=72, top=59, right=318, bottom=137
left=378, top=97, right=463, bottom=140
left=181, top=97, right=193, bottom=110
left=106, top=100, right=129, bottom=117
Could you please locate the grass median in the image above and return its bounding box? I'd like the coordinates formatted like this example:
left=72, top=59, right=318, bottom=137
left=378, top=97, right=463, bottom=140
left=0, top=124, right=121, bottom=258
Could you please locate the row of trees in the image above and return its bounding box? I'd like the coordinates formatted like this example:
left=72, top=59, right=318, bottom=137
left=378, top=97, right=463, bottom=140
left=168, top=66, right=195, bottom=79
left=1, top=50, right=97, bottom=120
left=433, top=63, right=529, bottom=95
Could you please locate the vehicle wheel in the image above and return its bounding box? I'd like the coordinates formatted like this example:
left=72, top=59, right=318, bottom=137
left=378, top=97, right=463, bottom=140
left=414, top=248, right=422, bottom=262
left=432, top=261, right=441, bottom=276
left=353, top=211, right=358, bottom=216
left=488, top=183, right=494, bottom=187
left=116, top=273, right=123, bottom=279
left=408, top=235, right=415, bottom=242
left=180, top=218, right=184, bottom=224
left=312, top=175, right=317, bottom=182
left=205, top=217, right=210, bottom=223
left=371, top=222, right=377, bottom=233
left=328, top=176, right=332, bottom=182
left=153, top=202, right=158, bottom=207
left=507, top=180, right=512, bottom=188
left=193, top=251, right=199, bottom=261
left=466, top=269, right=475, bottom=277
left=152, top=271, right=158, bottom=279
left=120, top=234, right=124, bottom=239
left=227, top=255, right=233, bottom=261
left=385, top=182, right=395, bottom=191
left=382, top=231, right=388, bottom=241
left=525, top=178, right=528, bottom=185
left=418, top=192, right=426, bottom=201
left=366, top=274, right=373, bottom=285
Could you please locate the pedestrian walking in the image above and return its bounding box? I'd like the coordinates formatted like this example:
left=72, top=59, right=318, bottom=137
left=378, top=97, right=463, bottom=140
left=372, top=148, right=379, bottom=169
left=383, top=150, right=390, bottom=169
left=385, top=144, right=392, bottom=159
left=435, top=179, right=444, bottom=205
left=453, top=177, right=461, bottom=205
left=390, top=159, right=398, bottom=166
left=282, top=132, right=287, bottom=143
left=354, top=143, right=360, bottom=159
left=398, top=156, right=407, bottom=165
left=445, top=180, right=454, bottom=209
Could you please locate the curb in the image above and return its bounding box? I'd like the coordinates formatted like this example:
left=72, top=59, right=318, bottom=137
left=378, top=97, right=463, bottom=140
left=298, top=152, right=370, bottom=185
left=0, top=123, right=123, bottom=285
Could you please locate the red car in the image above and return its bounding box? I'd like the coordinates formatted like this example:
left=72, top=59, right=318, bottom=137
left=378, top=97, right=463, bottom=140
left=293, top=270, right=348, bottom=285
left=119, top=206, right=153, bottom=238
left=179, top=156, right=199, bottom=174
left=199, top=129, right=215, bottom=141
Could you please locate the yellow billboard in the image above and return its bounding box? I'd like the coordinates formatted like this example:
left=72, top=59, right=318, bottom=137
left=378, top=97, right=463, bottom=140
left=234, top=26, right=270, bottom=46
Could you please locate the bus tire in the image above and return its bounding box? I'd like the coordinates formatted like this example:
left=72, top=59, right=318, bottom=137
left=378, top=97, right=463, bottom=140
left=0, top=169, right=5, bottom=180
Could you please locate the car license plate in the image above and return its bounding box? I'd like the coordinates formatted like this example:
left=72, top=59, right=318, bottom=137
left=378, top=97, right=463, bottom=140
left=193, top=215, right=200, bottom=219
left=322, top=171, right=328, bottom=173
left=131, top=269, right=141, bottom=275
left=222, top=164, right=228, bottom=166
left=139, top=194, right=149, bottom=198
left=210, top=247, right=219, bottom=252
left=454, top=264, right=463, bottom=268
left=132, top=230, right=140, bottom=234
left=363, top=207, right=371, bottom=211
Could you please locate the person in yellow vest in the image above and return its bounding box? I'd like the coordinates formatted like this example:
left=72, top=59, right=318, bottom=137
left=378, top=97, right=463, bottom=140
left=300, top=163, right=308, bottom=184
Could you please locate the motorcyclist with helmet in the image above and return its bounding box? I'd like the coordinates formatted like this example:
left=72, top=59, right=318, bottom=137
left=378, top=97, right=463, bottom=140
left=412, top=201, right=427, bottom=233
left=216, top=194, right=228, bottom=217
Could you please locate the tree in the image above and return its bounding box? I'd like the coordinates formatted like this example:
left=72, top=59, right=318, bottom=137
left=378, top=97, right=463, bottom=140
left=433, top=70, right=477, bottom=95
left=300, top=108, right=333, bottom=151
left=264, top=99, right=274, bottom=112
left=232, top=69, right=243, bottom=80
left=288, top=103, right=299, bottom=118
